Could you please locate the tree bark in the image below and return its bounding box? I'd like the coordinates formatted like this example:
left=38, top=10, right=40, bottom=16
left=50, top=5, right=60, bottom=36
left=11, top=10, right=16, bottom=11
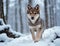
left=18, top=0, right=23, bottom=33
left=29, top=0, right=32, bottom=5
left=54, top=0, right=57, bottom=26
left=6, top=0, right=9, bottom=24
left=0, top=0, right=5, bottom=23
left=44, top=0, right=48, bottom=29
left=15, top=0, right=18, bottom=31
left=49, top=0, right=55, bottom=27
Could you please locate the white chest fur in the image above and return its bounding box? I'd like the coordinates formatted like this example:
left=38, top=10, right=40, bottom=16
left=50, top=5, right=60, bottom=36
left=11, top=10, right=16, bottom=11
left=29, top=25, right=41, bottom=30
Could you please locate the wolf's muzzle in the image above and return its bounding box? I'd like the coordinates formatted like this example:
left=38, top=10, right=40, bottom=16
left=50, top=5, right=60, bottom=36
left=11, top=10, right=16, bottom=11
left=31, top=17, right=34, bottom=20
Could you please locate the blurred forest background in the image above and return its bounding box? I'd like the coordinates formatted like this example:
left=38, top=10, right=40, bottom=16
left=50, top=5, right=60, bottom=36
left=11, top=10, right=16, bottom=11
left=0, top=0, right=60, bottom=34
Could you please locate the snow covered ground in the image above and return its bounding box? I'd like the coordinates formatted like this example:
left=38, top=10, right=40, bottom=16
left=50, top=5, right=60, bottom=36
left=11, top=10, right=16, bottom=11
left=0, top=34, right=55, bottom=46
left=0, top=26, right=60, bottom=46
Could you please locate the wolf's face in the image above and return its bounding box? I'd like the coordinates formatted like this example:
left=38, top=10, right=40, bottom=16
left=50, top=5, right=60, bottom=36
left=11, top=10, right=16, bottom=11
left=27, top=4, right=40, bottom=24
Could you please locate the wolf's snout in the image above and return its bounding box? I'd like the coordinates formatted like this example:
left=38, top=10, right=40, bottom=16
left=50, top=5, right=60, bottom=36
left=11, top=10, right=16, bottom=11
left=31, top=17, right=34, bottom=20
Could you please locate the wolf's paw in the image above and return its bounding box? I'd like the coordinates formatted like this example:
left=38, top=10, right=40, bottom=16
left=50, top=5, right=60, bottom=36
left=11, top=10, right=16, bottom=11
left=34, top=40, right=38, bottom=43
left=34, top=39, right=39, bottom=43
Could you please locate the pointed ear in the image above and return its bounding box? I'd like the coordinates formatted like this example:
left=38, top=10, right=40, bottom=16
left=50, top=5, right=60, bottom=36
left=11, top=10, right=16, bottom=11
left=27, top=4, right=32, bottom=10
left=35, top=4, right=39, bottom=10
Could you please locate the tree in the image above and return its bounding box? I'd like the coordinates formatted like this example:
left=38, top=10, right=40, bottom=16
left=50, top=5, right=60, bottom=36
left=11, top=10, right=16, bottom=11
left=6, top=0, right=9, bottom=24
left=18, top=0, right=23, bottom=33
left=48, top=0, right=57, bottom=27
left=44, top=0, right=49, bottom=29
left=53, top=0, right=57, bottom=26
left=49, top=0, right=54, bottom=27
left=15, top=0, right=18, bottom=31
left=28, top=0, right=32, bottom=5
left=44, top=0, right=57, bottom=28
left=0, top=0, right=5, bottom=23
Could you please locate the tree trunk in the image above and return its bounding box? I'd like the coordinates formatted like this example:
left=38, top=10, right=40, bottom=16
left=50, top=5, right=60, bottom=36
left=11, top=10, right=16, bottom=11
left=18, top=0, right=23, bottom=33
left=15, top=0, right=18, bottom=31
left=0, top=0, right=5, bottom=23
left=49, top=0, right=54, bottom=27
left=54, top=0, right=57, bottom=26
left=44, top=0, right=48, bottom=29
left=6, top=0, right=9, bottom=24
left=48, top=0, right=56, bottom=27
left=29, top=0, right=32, bottom=5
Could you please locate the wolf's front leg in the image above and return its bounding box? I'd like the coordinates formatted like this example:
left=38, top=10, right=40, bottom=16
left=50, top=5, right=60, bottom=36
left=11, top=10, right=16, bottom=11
left=30, top=29, right=35, bottom=42
left=35, top=28, right=43, bottom=42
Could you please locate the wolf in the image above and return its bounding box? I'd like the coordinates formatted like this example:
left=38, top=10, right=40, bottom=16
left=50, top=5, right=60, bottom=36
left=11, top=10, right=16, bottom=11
left=27, top=4, right=44, bottom=42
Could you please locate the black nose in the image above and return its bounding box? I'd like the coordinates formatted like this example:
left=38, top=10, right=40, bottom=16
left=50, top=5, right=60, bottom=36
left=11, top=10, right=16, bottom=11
left=31, top=17, right=34, bottom=20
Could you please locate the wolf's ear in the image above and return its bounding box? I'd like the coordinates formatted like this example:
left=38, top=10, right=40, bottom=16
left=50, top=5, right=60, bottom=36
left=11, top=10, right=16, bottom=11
left=35, top=4, right=39, bottom=10
left=27, top=4, right=32, bottom=10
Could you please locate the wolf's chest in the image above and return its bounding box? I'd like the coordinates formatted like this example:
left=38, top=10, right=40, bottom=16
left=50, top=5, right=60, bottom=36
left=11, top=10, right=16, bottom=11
left=28, top=18, right=43, bottom=30
left=29, top=25, right=41, bottom=29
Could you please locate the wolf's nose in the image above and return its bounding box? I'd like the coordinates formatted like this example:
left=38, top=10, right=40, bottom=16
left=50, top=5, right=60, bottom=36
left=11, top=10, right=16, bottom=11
left=31, top=17, right=34, bottom=20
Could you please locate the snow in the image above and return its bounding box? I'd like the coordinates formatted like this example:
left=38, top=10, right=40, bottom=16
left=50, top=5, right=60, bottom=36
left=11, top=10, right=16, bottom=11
left=0, top=19, right=10, bottom=31
left=0, top=33, right=13, bottom=42
left=0, top=18, right=23, bottom=37
left=0, top=26, right=60, bottom=46
left=54, top=38, right=60, bottom=46
left=42, top=27, right=56, bottom=42
left=0, top=20, right=59, bottom=46
left=42, top=26, right=60, bottom=42
left=0, top=24, right=23, bottom=37
left=0, top=19, right=5, bottom=25
left=9, top=28, right=25, bottom=37
left=0, top=25, right=9, bottom=31
left=0, top=34, right=55, bottom=46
